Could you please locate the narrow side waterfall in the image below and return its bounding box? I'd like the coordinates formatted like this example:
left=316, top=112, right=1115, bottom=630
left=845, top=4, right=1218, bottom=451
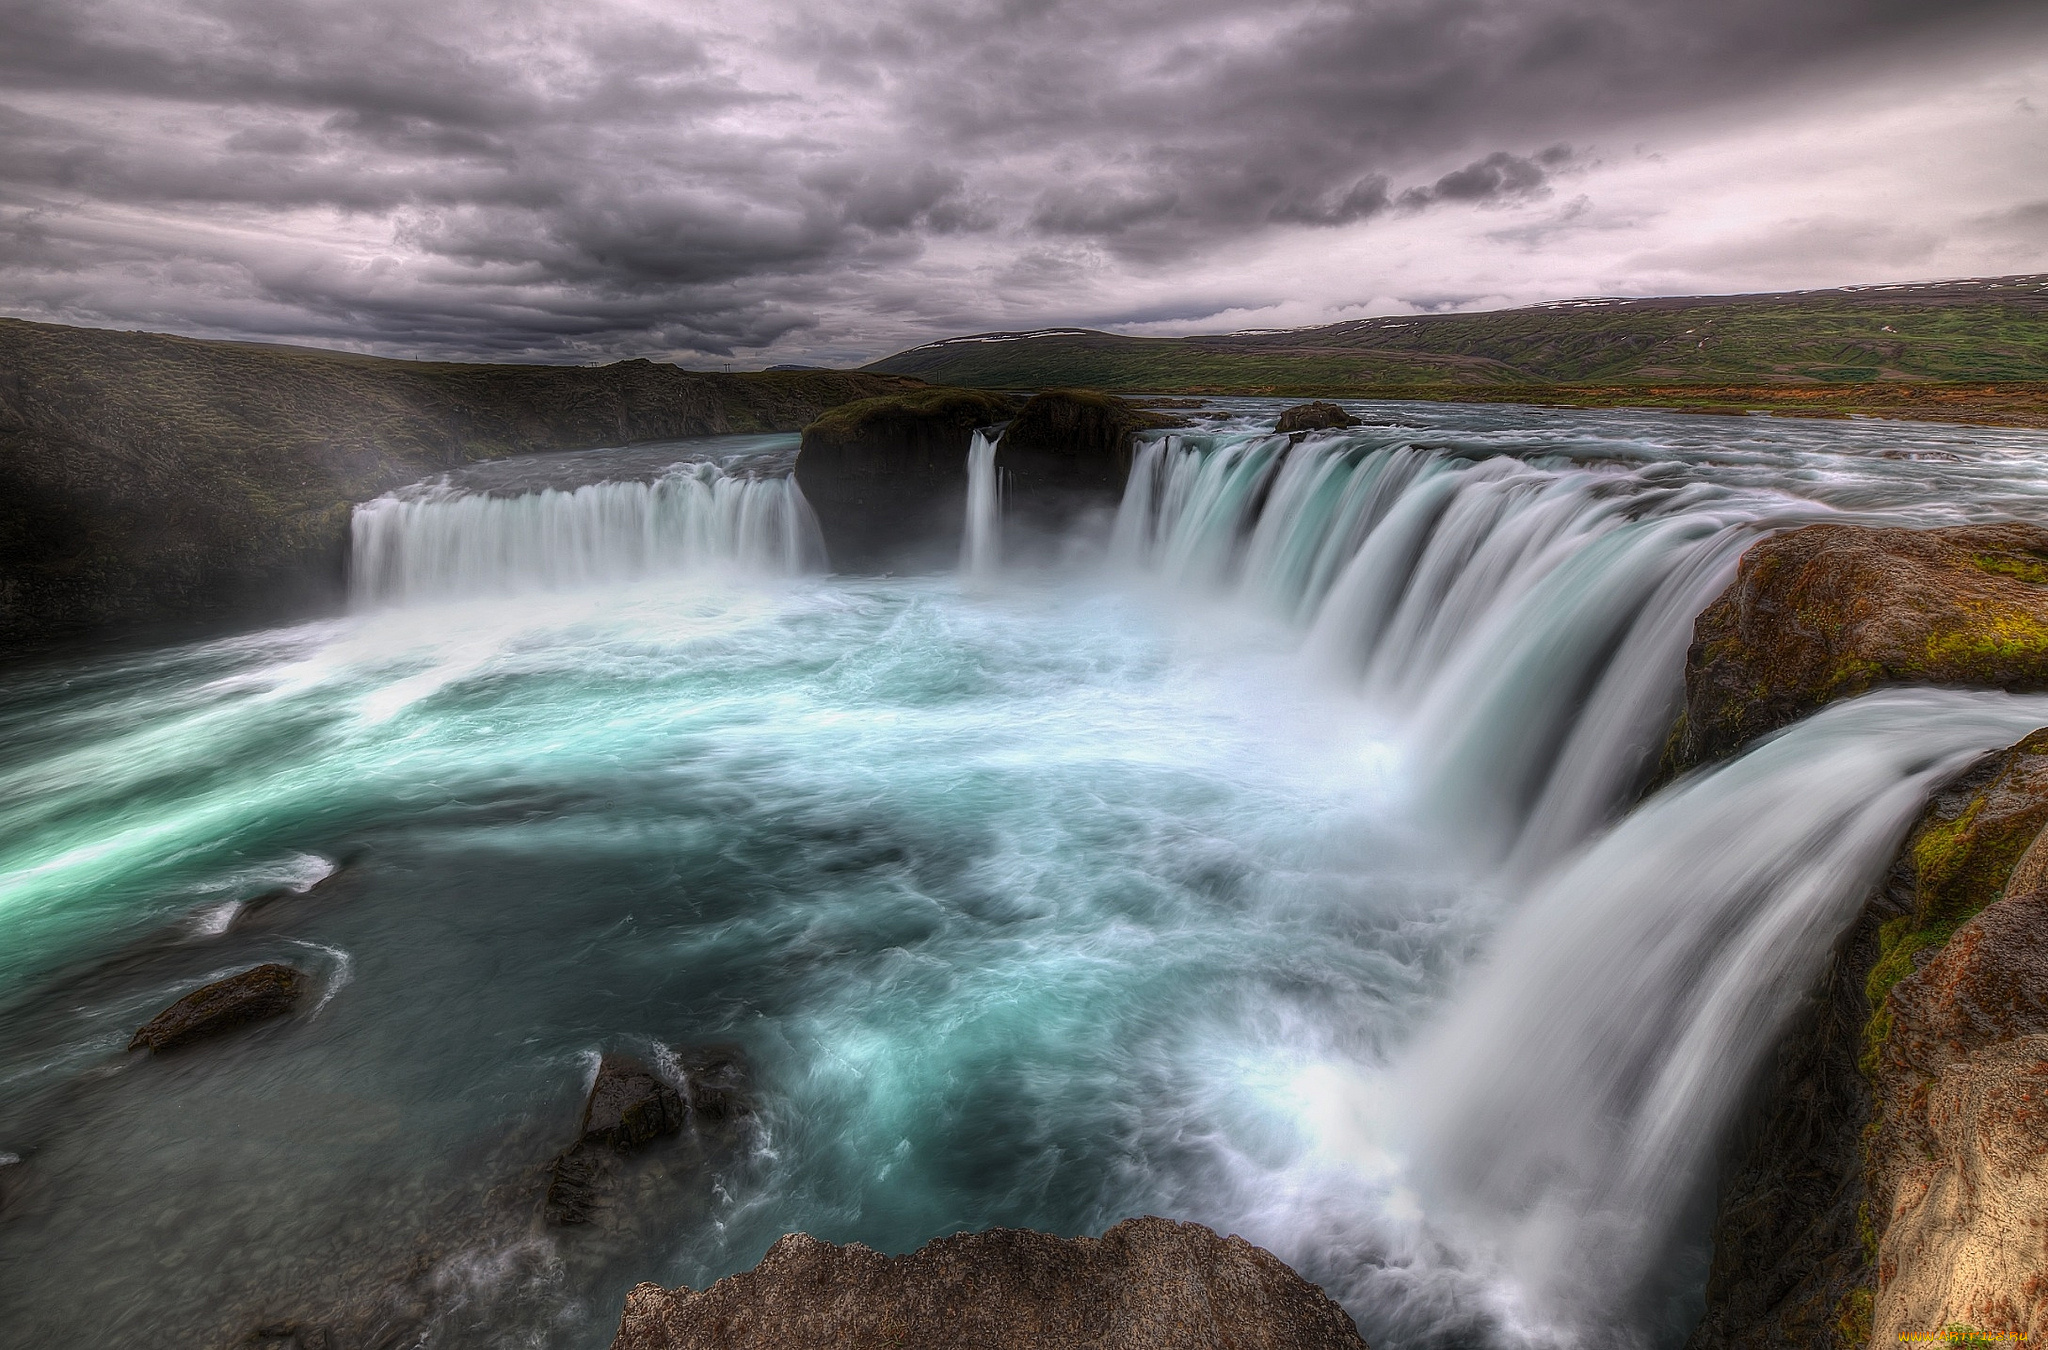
left=961, top=430, right=1001, bottom=578
left=350, top=460, right=824, bottom=604
left=1402, top=688, right=2048, bottom=1343
left=1112, top=431, right=1816, bottom=866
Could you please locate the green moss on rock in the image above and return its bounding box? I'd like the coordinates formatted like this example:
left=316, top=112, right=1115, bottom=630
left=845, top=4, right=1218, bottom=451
left=1673, top=523, right=2048, bottom=770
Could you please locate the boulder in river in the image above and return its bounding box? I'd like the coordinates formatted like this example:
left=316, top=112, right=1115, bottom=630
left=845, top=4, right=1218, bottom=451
left=548, top=1047, right=752, bottom=1226
left=1274, top=401, right=1359, bottom=434
left=128, top=963, right=307, bottom=1053
left=1671, top=521, right=2048, bottom=770
left=610, top=1215, right=1369, bottom=1350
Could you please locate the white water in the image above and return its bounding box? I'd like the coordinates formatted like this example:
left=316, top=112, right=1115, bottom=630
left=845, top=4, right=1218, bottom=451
left=961, top=430, right=1002, bottom=578
left=16, top=408, right=2048, bottom=1349
left=1404, top=689, right=2048, bottom=1343
left=1109, top=425, right=1924, bottom=867
left=350, top=458, right=823, bottom=604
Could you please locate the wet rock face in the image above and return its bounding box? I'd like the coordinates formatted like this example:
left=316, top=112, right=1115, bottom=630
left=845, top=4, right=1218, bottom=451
left=611, top=1216, right=1368, bottom=1350
left=548, top=1048, right=754, bottom=1226
left=1274, top=401, right=1359, bottom=434
left=127, top=962, right=306, bottom=1053
left=1674, top=521, right=2048, bottom=769
left=581, top=1056, right=688, bottom=1150
left=999, top=389, right=1183, bottom=470
left=794, top=387, right=1022, bottom=570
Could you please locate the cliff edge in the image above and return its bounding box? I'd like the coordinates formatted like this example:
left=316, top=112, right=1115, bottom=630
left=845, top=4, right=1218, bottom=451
left=0, top=318, right=913, bottom=645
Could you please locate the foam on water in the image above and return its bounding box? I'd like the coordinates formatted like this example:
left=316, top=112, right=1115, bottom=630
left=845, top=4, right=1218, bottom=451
left=6, top=408, right=2048, bottom=1348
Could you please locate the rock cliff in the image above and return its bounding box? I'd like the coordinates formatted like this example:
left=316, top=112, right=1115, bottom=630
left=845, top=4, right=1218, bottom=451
left=0, top=317, right=913, bottom=645
left=1682, top=523, right=2048, bottom=1348
left=794, top=387, right=1177, bottom=570
left=610, top=1216, right=1367, bottom=1350
left=1670, top=521, right=2048, bottom=771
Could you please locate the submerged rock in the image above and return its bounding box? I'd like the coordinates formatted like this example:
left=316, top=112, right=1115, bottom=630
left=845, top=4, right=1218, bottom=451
left=548, top=1047, right=753, bottom=1226
left=128, top=963, right=307, bottom=1053
left=581, top=1055, right=688, bottom=1150
left=1672, top=521, right=2048, bottom=769
left=795, top=387, right=1022, bottom=569
left=610, top=1216, right=1368, bottom=1350
left=1274, top=401, right=1359, bottom=434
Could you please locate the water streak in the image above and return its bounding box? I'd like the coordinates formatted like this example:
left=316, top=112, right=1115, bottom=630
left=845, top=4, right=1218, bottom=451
left=962, top=430, right=1002, bottom=578
left=1403, top=689, right=2048, bottom=1344
left=351, top=460, right=823, bottom=604
left=1112, top=429, right=1841, bottom=866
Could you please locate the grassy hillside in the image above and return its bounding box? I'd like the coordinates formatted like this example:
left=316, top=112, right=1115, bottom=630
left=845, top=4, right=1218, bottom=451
left=867, top=276, right=2048, bottom=403
left=0, top=319, right=915, bottom=644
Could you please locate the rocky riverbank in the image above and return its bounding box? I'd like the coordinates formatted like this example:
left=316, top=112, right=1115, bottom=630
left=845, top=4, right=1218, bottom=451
left=0, top=318, right=915, bottom=646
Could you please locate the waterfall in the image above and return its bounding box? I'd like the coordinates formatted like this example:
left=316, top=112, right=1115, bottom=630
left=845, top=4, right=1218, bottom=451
left=1112, top=431, right=1824, bottom=867
left=350, top=460, right=825, bottom=605
left=1402, top=688, right=2048, bottom=1341
left=961, top=430, right=1001, bottom=578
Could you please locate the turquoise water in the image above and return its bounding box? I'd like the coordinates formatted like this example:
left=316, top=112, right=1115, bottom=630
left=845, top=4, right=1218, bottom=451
left=8, top=404, right=2048, bottom=1349
left=0, top=573, right=1491, bottom=1347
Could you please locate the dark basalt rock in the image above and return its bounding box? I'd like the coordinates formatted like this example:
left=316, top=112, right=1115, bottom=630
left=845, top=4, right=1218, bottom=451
left=548, top=1047, right=754, bottom=1226
left=998, top=388, right=1183, bottom=471
left=674, top=1044, right=751, bottom=1123
left=582, top=1055, right=688, bottom=1150
left=1669, top=521, right=2048, bottom=772
left=127, top=962, right=307, bottom=1053
left=611, top=1215, right=1369, bottom=1350
left=794, top=387, right=1022, bottom=570
left=1274, top=401, right=1359, bottom=434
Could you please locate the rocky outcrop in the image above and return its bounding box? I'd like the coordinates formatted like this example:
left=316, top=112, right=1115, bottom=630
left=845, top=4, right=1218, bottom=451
left=999, top=389, right=1182, bottom=470
left=548, top=1047, right=753, bottom=1226
left=128, top=962, right=307, bottom=1052
left=1274, top=401, right=1359, bottom=434
left=1867, top=844, right=2048, bottom=1342
left=1671, top=522, right=2048, bottom=769
left=794, top=386, right=1178, bottom=570
left=611, top=1216, right=1367, bottom=1350
left=0, top=317, right=913, bottom=644
left=1689, top=734, right=2048, bottom=1347
left=1675, top=531, right=2048, bottom=1347
left=794, top=387, right=1022, bottom=569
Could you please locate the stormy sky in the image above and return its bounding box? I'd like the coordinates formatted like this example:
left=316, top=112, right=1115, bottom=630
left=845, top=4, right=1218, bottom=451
left=0, top=0, right=2043, bottom=365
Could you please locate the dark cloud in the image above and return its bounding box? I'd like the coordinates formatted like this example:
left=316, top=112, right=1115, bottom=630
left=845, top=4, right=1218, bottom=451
left=0, top=0, right=2039, bottom=360
left=1398, top=149, right=1571, bottom=210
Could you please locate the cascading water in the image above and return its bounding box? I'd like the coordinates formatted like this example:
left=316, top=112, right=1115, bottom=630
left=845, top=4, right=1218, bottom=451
left=1109, top=422, right=2007, bottom=866
left=10, top=409, right=2048, bottom=1350
left=961, top=430, right=1002, bottom=578
left=1403, top=688, right=2048, bottom=1343
left=350, top=457, right=823, bottom=604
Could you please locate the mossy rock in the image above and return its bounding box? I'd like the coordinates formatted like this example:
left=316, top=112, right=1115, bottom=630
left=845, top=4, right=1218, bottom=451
left=797, top=387, right=1021, bottom=467
left=1674, top=522, right=2048, bottom=770
left=998, top=389, right=1182, bottom=469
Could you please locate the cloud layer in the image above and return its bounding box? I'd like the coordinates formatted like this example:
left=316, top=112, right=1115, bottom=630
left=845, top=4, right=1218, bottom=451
left=0, top=0, right=2042, bottom=362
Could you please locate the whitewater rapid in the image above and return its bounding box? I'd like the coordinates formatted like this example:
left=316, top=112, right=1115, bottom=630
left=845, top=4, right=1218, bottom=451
left=7, top=404, right=2048, bottom=1349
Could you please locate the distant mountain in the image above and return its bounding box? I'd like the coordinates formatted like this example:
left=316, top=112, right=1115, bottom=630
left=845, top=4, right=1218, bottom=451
left=866, top=276, right=2048, bottom=391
